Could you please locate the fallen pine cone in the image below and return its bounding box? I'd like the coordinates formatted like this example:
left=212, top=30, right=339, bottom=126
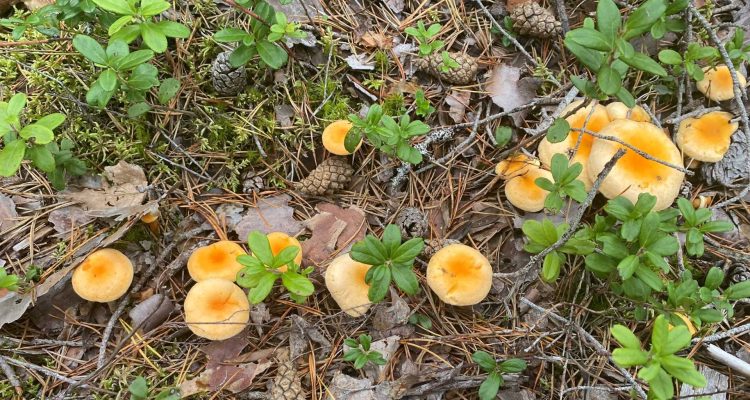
left=211, top=50, right=247, bottom=96
left=295, top=156, right=353, bottom=195
left=269, top=348, right=304, bottom=400
left=422, top=238, right=461, bottom=258
left=413, top=51, right=478, bottom=85
left=509, top=1, right=562, bottom=39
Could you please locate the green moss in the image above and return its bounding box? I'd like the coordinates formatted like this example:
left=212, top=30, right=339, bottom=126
left=382, top=93, right=406, bottom=115
left=374, top=49, right=390, bottom=72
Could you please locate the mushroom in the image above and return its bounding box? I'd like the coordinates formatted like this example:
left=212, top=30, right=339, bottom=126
left=676, top=111, right=738, bottom=162
left=324, top=254, right=372, bottom=317
left=322, top=120, right=361, bottom=155
left=496, top=154, right=553, bottom=212
left=605, top=102, right=650, bottom=122
left=587, top=119, right=684, bottom=211
left=538, top=100, right=611, bottom=188
left=187, top=241, right=246, bottom=282
left=72, top=248, right=134, bottom=302
left=426, top=244, right=492, bottom=306
left=184, top=278, right=250, bottom=340
left=697, top=65, right=747, bottom=102
left=267, top=232, right=303, bottom=272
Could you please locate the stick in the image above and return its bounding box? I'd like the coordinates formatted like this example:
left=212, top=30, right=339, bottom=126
left=704, top=344, right=750, bottom=377
left=0, top=356, right=21, bottom=395
left=553, top=0, right=570, bottom=33
left=494, top=149, right=626, bottom=279
left=693, top=321, right=750, bottom=344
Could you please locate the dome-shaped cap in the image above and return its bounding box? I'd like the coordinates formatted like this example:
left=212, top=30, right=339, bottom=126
left=324, top=254, right=372, bottom=317
left=426, top=244, right=492, bottom=306
left=72, top=248, right=134, bottom=303
left=187, top=241, right=246, bottom=282
left=676, top=111, right=738, bottom=162
left=504, top=166, right=553, bottom=212
left=322, top=120, right=360, bottom=155
left=184, top=278, right=250, bottom=340
left=697, top=65, right=747, bottom=102
left=605, top=102, right=650, bottom=122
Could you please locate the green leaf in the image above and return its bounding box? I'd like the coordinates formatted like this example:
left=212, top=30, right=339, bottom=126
left=73, top=35, right=107, bottom=64
left=565, top=27, right=612, bottom=51
left=19, top=124, right=54, bottom=144
left=596, top=0, right=621, bottom=40
left=660, top=354, right=706, bottom=387
left=623, top=0, right=668, bottom=40
left=611, top=325, right=641, bottom=350
left=158, top=78, right=180, bottom=104
left=646, top=235, right=679, bottom=257
left=635, top=265, right=663, bottom=291
left=247, top=272, right=277, bottom=304
left=392, top=238, right=424, bottom=264
left=214, top=28, right=250, bottom=43
left=367, top=264, right=391, bottom=303
left=651, top=315, right=669, bottom=354
left=541, top=251, right=563, bottom=282
left=359, top=334, right=371, bottom=350
left=343, top=348, right=360, bottom=361
left=615, top=87, right=636, bottom=107
left=155, top=21, right=190, bottom=38
left=344, top=129, right=362, bottom=153
left=565, top=39, right=605, bottom=70
left=111, top=25, right=142, bottom=44
left=381, top=224, right=402, bottom=255
left=663, top=326, right=691, bottom=355
left=611, top=348, right=649, bottom=367
left=658, top=49, right=682, bottom=65
left=498, top=359, right=527, bottom=373
left=27, top=145, right=55, bottom=172
left=127, top=102, right=151, bottom=118
left=725, top=280, right=750, bottom=300
left=616, top=38, right=635, bottom=59
left=108, top=15, right=133, bottom=35
left=35, top=113, right=65, bottom=130
left=478, top=372, right=503, bottom=400
left=141, top=22, right=168, bottom=52
left=649, top=368, right=674, bottom=400
left=700, top=220, right=734, bottom=233
left=584, top=253, right=617, bottom=275
left=247, top=231, right=274, bottom=266
left=704, top=267, right=724, bottom=290
left=546, top=118, right=570, bottom=143
left=140, top=0, right=170, bottom=16
left=472, top=351, right=497, bottom=371
left=92, top=0, right=134, bottom=15
left=229, top=44, right=256, bottom=67
left=620, top=52, right=667, bottom=76
left=128, top=376, right=148, bottom=399
left=257, top=40, right=287, bottom=69
left=494, top=126, right=512, bottom=147
left=617, top=254, right=639, bottom=280
left=391, top=264, right=419, bottom=295
left=281, top=271, right=314, bottom=296
left=597, top=65, right=622, bottom=95
left=114, top=49, right=154, bottom=70
left=99, top=68, right=118, bottom=91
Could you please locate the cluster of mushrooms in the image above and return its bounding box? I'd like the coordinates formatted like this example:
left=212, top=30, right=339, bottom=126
left=497, top=64, right=745, bottom=212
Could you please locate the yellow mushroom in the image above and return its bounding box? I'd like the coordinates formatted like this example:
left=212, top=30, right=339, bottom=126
left=697, top=65, right=747, bottom=102
left=322, top=120, right=360, bottom=155
left=184, top=278, right=250, bottom=340
left=426, top=244, right=492, bottom=306
left=324, top=254, right=372, bottom=317
left=587, top=120, right=684, bottom=211
left=187, top=241, right=246, bottom=282
left=605, top=102, right=651, bottom=122
left=496, top=155, right=552, bottom=212
left=676, top=111, right=738, bottom=162
left=72, top=248, right=134, bottom=303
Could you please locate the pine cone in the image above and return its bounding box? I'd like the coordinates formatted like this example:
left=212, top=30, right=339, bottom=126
left=269, top=349, right=303, bottom=400
left=395, top=207, right=428, bottom=238
left=509, top=2, right=562, bottom=39
left=422, top=238, right=460, bottom=258
left=729, top=263, right=750, bottom=283
left=295, top=157, right=353, bottom=195
left=211, top=50, right=247, bottom=96
left=413, top=52, right=478, bottom=85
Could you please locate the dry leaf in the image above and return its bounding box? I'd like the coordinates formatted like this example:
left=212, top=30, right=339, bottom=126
left=360, top=32, right=393, bottom=49
left=179, top=360, right=271, bottom=396
left=486, top=64, right=540, bottom=126
left=384, top=0, right=404, bottom=13
left=128, top=294, right=174, bottom=333
left=234, top=194, right=302, bottom=239
left=23, top=0, right=52, bottom=10
left=274, top=104, right=295, bottom=128
left=0, top=194, right=18, bottom=231
left=346, top=54, right=376, bottom=70
left=301, top=203, right=366, bottom=266
left=48, top=206, right=94, bottom=235
left=445, top=90, right=471, bottom=123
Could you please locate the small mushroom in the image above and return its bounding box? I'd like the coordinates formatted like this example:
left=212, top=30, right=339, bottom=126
left=72, top=248, right=134, bottom=303
left=322, top=120, right=360, bottom=155
left=676, top=111, right=739, bottom=162
left=267, top=232, right=303, bottom=272
left=538, top=100, right=611, bottom=188
left=187, top=240, right=246, bottom=282
left=184, top=278, right=250, bottom=340
left=496, top=154, right=552, bottom=212
left=324, top=254, right=372, bottom=317
left=426, top=244, right=492, bottom=306
left=605, top=102, right=650, bottom=122
left=697, top=65, right=747, bottom=101
left=587, top=119, right=684, bottom=211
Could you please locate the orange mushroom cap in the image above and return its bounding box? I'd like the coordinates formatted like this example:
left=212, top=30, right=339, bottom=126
left=495, top=154, right=540, bottom=180
left=267, top=232, right=303, bottom=272
left=72, top=248, right=134, bottom=302
left=538, top=101, right=611, bottom=188
left=322, top=120, right=360, bottom=155
left=324, top=254, right=372, bottom=317
left=605, top=102, right=651, bottom=122
left=676, top=111, right=739, bottom=162
left=140, top=211, right=159, bottom=224
left=504, top=167, right=553, bottom=212
left=187, top=241, right=246, bottom=282
left=587, top=120, right=684, bottom=211
left=697, top=65, right=747, bottom=102
left=426, top=244, right=492, bottom=306
left=184, top=278, right=250, bottom=340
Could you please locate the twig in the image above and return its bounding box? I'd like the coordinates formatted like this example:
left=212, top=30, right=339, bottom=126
left=573, top=128, right=693, bottom=175
left=0, top=355, right=107, bottom=392
left=519, top=298, right=648, bottom=399
left=0, top=356, right=21, bottom=395
left=553, top=0, right=570, bottom=33
left=664, top=106, right=723, bottom=125
left=494, top=149, right=626, bottom=279
left=704, top=344, right=750, bottom=377
left=693, top=321, right=750, bottom=344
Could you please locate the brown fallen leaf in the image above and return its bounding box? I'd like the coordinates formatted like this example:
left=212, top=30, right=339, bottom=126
left=486, top=64, right=540, bottom=126
left=0, top=194, right=18, bottom=231
left=360, top=31, right=393, bottom=49
left=301, top=203, right=366, bottom=266
left=445, top=90, right=471, bottom=123
left=179, top=360, right=271, bottom=396
left=128, top=293, right=174, bottom=333
left=48, top=206, right=94, bottom=235
left=234, top=194, right=303, bottom=240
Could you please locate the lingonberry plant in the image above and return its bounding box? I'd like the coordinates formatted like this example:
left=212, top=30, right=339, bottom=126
left=343, top=334, right=387, bottom=369
left=535, top=153, right=588, bottom=212
left=472, top=351, right=527, bottom=400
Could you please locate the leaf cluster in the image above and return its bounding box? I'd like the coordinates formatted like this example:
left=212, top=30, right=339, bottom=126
left=349, top=224, right=424, bottom=303
left=658, top=43, right=718, bottom=81
left=404, top=21, right=444, bottom=56
left=0, top=93, right=86, bottom=188
left=439, top=51, right=459, bottom=73
left=73, top=35, right=180, bottom=116
left=128, top=376, right=180, bottom=400
left=93, top=0, right=190, bottom=53
left=564, top=0, right=687, bottom=106
left=472, top=351, right=527, bottom=400
left=725, top=29, right=750, bottom=67
left=213, top=1, right=297, bottom=69
left=535, top=153, right=587, bottom=213
left=676, top=198, right=734, bottom=257
left=343, top=334, right=387, bottom=369
left=0, top=268, right=20, bottom=292
left=236, top=231, right=315, bottom=304
left=346, top=105, right=430, bottom=164
left=611, top=315, right=705, bottom=400
left=413, top=89, right=435, bottom=118
left=522, top=219, right=595, bottom=283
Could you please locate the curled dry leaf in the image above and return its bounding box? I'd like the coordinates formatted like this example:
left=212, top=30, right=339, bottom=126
left=48, top=206, right=94, bottom=235
left=301, top=203, right=367, bottom=266
left=445, top=90, right=471, bottom=123
left=360, top=31, right=394, bottom=49
left=234, top=194, right=303, bottom=240
left=128, top=293, right=174, bottom=333
left=346, top=54, right=376, bottom=70
left=179, top=360, right=272, bottom=396
left=0, top=194, right=18, bottom=231
left=486, top=64, right=540, bottom=126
